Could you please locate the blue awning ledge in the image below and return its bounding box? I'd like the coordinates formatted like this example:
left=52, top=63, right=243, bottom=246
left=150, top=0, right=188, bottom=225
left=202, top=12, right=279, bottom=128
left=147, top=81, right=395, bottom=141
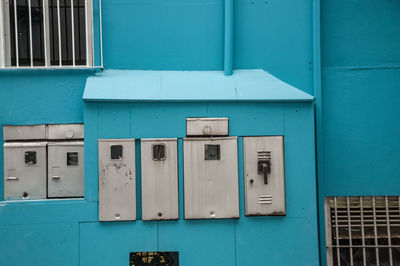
left=83, top=69, right=314, bottom=102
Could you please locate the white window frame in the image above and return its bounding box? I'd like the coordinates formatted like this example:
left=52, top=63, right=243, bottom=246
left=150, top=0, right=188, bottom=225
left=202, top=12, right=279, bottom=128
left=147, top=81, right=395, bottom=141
left=0, top=0, right=98, bottom=69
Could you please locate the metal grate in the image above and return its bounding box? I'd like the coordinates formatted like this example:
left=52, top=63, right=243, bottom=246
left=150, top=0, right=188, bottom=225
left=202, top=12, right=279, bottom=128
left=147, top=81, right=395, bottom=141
left=0, top=0, right=102, bottom=68
left=130, top=252, right=179, bottom=266
left=325, top=196, right=400, bottom=266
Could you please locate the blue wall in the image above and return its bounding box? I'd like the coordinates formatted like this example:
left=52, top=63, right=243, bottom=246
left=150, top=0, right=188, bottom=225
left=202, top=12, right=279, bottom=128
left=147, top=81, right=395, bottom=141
left=318, top=0, right=400, bottom=264
left=82, top=101, right=319, bottom=266
left=101, top=0, right=314, bottom=94
left=1, top=0, right=399, bottom=265
left=0, top=101, right=319, bottom=266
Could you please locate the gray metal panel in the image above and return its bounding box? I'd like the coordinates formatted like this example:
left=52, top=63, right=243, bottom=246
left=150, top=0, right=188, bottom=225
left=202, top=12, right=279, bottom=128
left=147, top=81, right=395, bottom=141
left=47, top=124, right=84, bottom=140
left=184, top=137, right=239, bottom=219
left=98, top=139, right=136, bottom=221
left=3, top=142, right=47, bottom=200
left=141, top=138, right=179, bottom=220
left=186, top=118, right=229, bottom=136
left=47, top=141, right=84, bottom=198
left=243, top=136, right=286, bottom=216
left=3, top=125, right=46, bottom=140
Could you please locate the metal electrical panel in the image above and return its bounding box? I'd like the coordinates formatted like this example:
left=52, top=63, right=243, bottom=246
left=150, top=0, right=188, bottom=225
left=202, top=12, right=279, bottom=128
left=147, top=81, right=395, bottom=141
left=243, top=136, right=286, bottom=216
left=141, top=138, right=179, bottom=220
left=186, top=118, right=229, bottom=136
left=3, top=125, right=46, bottom=140
left=98, top=139, right=136, bottom=221
left=3, top=142, right=47, bottom=200
left=47, top=124, right=84, bottom=140
left=47, top=141, right=84, bottom=198
left=184, top=137, right=239, bottom=219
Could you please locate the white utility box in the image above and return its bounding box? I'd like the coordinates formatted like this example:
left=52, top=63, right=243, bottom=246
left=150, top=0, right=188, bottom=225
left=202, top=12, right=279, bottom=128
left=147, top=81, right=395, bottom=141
left=98, top=139, right=136, bottom=221
left=3, top=142, right=47, bottom=200
left=141, top=138, right=179, bottom=220
left=47, top=141, right=84, bottom=198
left=243, top=136, right=286, bottom=216
left=183, top=137, right=239, bottom=219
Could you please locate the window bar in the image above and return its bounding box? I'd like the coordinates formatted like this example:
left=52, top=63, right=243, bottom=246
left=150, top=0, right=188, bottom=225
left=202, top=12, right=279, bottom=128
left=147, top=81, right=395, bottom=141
left=373, top=197, right=380, bottom=266
left=85, top=0, right=89, bottom=66
left=28, top=0, right=33, bottom=66
left=346, top=197, right=354, bottom=266
left=385, top=196, right=393, bottom=266
left=76, top=0, right=81, bottom=62
left=99, top=0, right=103, bottom=67
left=42, top=0, right=48, bottom=66
left=70, top=0, right=75, bottom=66
left=0, top=1, right=4, bottom=67
left=334, top=197, right=341, bottom=266
left=13, top=0, right=19, bottom=67
left=360, top=197, right=367, bottom=266
left=57, top=0, right=62, bottom=66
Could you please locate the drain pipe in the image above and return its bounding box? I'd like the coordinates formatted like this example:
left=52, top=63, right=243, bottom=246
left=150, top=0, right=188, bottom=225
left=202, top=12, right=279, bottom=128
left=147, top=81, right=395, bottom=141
left=224, top=0, right=234, bottom=75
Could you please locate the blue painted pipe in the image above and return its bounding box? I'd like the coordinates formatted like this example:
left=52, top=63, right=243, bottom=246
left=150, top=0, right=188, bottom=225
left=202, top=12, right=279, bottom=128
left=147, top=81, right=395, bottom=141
left=224, top=0, right=234, bottom=76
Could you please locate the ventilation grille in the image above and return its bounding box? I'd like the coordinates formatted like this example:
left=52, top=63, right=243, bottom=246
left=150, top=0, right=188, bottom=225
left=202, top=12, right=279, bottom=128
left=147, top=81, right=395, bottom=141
left=326, top=196, right=400, bottom=266
left=259, top=194, right=272, bottom=204
left=257, top=150, right=271, bottom=160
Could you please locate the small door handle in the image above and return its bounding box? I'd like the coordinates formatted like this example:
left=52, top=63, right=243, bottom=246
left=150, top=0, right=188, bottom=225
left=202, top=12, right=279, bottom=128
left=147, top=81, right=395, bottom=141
left=257, top=150, right=271, bottom=185
left=5, top=176, right=19, bottom=181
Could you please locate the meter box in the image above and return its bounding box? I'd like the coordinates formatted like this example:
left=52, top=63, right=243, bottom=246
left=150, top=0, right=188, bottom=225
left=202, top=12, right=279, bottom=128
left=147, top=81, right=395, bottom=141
left=186, top=117, right=229, bottom=136
left=47, top=124, right=84, bottom=140
left=98, top=139, right=136, bottom=221
left=243, top=136, right=286, bottom=216
left=47, top=141, right=84, bottom=198
left=3, top=124, right=46, bottom=141
left=141, top=138, right=179, bottom=220
left=3, top=142, right=47, bottom=200
left=183, top=137, right=239, bottom=219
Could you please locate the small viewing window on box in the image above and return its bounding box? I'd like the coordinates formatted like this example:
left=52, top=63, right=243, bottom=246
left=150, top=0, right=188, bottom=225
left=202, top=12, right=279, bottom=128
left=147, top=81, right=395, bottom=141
left=0, top=0, right=95, bottom=68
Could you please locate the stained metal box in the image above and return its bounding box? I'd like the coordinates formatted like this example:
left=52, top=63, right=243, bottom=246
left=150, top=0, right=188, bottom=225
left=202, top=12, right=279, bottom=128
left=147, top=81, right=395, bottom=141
left=186, top=118, right=229, bottom=136
left=183, top=137, right=239, bottom=219
left=141, top=138, right=179, bottom=220
left=3, top=125, right=46, bottom=141
left=47, top=141, right=84, bottom=198
left=243, top=136, right=286, bottom=216
left=47, top=124, right=84, bottom=140
left=98, top=139, right=136, bottom=221
left=3, top=142, right=47, bottom=200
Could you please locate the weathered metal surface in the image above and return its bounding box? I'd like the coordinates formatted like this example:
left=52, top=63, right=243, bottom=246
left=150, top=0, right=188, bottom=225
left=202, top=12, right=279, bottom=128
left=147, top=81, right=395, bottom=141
left=186, top=117, right=229, bottom=136
left=3, top=142, right=47, bottom=200
left=98, top=139, right=136, bottom=221
left=3, top=125, right=46, bottom=140
left=183, top=137, right=239, bottom=219
left=141, top=138, right=179, bottom=220
left=47, top=141, right=84, bottom=198
left=47, top=124, right=84, bottom=140
left=243, top=136, right=286, bottom=216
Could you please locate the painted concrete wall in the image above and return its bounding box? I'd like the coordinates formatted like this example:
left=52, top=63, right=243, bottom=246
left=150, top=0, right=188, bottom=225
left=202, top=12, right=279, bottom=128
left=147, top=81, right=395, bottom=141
left=101, top=0, right=314, bottom=94
left=318, top=0, right=400, bottom=264
left=82, top=101, right=319, bottom=266
left=0, top=101, right=318, bottom=266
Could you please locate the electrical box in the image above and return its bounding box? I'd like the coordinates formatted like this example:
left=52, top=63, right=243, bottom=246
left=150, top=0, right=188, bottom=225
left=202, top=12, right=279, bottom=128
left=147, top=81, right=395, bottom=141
left=3, top=125, right=46, bottom=141
left=47, top=141, right=84, bottom=198
left=3, top=142, right=47, bottom=200
left=243, top=136, right=285, bottom=216
left=186, top=117, right=229, bottom=136
left=98, top=139, right=136, bottom=221
left=47, top=124, right=84, bottom=140
left=141, top=138, right=179, bottom=220
left=183, top=137, right=239, bottom=219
